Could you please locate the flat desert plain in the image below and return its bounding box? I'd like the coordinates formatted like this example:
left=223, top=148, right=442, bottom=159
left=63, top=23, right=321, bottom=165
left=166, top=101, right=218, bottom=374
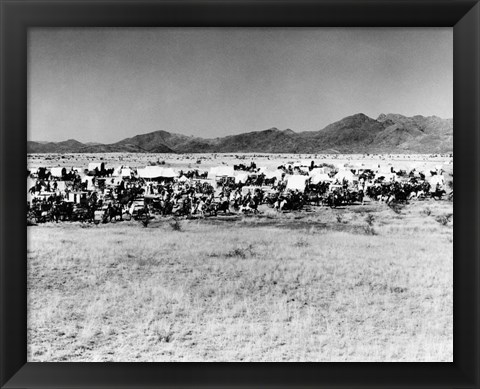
left=27, top=153, right=453, bottom=362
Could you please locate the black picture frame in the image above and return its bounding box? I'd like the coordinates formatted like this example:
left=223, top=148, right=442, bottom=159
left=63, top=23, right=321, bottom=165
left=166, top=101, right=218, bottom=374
left=1, top=1, right=479, bottom=388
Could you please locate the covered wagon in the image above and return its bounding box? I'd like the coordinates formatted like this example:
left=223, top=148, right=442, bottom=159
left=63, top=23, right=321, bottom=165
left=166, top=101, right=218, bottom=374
left=50, top=167, right=66, bottom=178
left=87, top=162, right=105, bottom=176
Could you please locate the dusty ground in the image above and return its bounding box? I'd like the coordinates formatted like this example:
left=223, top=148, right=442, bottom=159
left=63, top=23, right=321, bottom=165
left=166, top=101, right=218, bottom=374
left=27, top=199, right=453, bottom=362
left=27, top=152, right=452, bottom=173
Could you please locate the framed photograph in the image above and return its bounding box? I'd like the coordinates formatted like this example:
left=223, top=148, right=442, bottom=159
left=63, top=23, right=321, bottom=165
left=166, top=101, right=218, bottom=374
left=1, top=0, right=478, bottom=387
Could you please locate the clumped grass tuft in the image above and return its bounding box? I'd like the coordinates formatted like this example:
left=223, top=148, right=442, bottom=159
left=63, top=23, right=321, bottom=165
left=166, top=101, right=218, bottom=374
left=225, top=244, right=255, bottom=259
left=390, top=286, right=408, bottom=293
left=436, top=214, right=452, bottom=226
left=388, top=202, right=404, bottom=215
left=336, top=214, right=344, bottom=223
left=294, top=237, right=309, bottom=247
left=423, top=207, right=432, bottom=216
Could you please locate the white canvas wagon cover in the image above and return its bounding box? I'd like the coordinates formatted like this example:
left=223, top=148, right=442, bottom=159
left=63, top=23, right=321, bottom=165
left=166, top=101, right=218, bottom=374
left=309, top=168, right=326, bottom=176
left=285, top=175, right=309, bottom=192
left=234, top=172, right=250, bottom=184
left=55, top=181, right=67, bottom=191
left=428, top=175, right=445, bottom=189
left=310, top=173, right=333, bottom=185
left=120, top=168, right=132, bottom=177
left=138, top=166, right=162, bottom=178
left=138, top=166, right=177, bottom=179
left=50, top=167, right=66, bottom=177
left=88, top=162, right=105, bottom=171
left=334, top=169, right=356, bottom=183
left=161, top=168, right=177, bottom=178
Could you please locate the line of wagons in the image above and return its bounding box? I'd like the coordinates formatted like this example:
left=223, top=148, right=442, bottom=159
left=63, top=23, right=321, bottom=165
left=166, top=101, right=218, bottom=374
left=27, top=180, right=451, bottom=225
left=27, top=192, right=150, bottom=225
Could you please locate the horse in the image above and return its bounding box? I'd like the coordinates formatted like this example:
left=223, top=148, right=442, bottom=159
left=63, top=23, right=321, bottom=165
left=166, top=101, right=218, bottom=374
left=431, top=186, right=446, bottom=200
left=216, top=199, right=231, bottom=214
left=102, top=204, right=124, bottom=223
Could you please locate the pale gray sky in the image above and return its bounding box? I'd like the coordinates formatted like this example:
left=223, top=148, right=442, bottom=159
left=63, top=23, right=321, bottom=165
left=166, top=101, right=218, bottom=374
left=28, top=28, right=452, bottom=143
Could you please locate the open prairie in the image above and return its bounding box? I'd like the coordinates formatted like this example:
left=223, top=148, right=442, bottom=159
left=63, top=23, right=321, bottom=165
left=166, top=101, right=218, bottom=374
left=27, top=167, right=453, bottom=362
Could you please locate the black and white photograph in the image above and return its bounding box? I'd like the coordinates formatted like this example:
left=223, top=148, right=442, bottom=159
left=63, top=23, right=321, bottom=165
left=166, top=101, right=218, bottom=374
left=27, top=27, right=453, bottom=362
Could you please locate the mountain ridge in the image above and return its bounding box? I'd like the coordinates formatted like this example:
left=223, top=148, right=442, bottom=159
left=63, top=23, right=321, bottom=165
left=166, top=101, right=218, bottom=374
left=27, top=113, right=453, bottom=154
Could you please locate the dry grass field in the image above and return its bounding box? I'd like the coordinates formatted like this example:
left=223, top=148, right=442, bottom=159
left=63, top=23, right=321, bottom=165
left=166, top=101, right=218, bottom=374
left=27, top=199, right=453, bottom=362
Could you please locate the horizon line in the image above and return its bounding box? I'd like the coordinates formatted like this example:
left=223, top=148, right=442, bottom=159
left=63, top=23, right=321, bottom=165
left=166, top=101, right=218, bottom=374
left=29, top=112, right=453, bottom=144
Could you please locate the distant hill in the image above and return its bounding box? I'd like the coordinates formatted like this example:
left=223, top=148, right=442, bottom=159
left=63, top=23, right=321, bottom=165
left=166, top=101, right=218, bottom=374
left=27, top=139, right=85, bottom=153
left=296, top=113, right=387, bottom=153
left=27, top=113, right=453, bottom=154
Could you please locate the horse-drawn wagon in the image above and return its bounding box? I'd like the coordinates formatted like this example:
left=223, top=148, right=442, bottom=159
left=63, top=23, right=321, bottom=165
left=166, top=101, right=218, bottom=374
left=128, top=199, right=150, bottom=222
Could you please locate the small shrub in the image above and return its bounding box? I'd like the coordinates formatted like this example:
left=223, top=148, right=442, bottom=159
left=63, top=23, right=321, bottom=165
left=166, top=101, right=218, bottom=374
left=423, top=207, right=432, bottom=216
left=336, top=214, right=344, bottom=223
left=363, top=225, right=377, bottom=235
left=156, top=329, right=174, bottom=343
left=365, top=214, right=375, bottom=226
left=226, top=248, right=248, bottom=259
left=141, top=218, right=150, bottom=228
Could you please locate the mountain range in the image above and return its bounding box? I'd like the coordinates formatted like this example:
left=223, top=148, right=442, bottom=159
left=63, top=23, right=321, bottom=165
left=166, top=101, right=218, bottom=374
left=27, top=113, right=453, bottom=154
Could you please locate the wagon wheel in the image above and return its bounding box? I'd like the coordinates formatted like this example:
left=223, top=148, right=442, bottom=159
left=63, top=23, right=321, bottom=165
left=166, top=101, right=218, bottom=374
left=102, top=212, right=110, bottom=224
left=137, top=209, right=149, bottom=224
